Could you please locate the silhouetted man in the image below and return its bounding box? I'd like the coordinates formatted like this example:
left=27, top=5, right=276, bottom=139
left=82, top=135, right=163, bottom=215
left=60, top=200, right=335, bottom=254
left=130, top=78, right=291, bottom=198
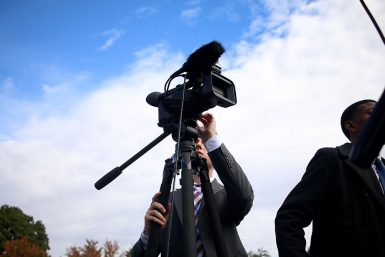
left=275, top=99, right=385, bottom=257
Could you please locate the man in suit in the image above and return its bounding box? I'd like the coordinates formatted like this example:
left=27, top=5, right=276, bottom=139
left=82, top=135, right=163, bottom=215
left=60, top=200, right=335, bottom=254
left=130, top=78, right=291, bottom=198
left=275, top=99, right=385, bottom=257
left=132, top=113, right=254, bottom=257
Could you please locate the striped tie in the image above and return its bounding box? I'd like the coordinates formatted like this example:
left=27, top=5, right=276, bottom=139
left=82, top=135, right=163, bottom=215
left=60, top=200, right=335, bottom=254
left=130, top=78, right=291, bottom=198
left=374, top=158, right=385, bottom=193
left=193, top=184, right=204, bottom=257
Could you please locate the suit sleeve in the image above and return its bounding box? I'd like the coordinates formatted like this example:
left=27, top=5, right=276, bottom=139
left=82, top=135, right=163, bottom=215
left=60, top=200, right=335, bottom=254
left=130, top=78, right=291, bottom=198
left=208, top=143, right=254, bottom=225
left=131, top=238, right=146, bottom=257
left=274, top=148, right=337, bottom=257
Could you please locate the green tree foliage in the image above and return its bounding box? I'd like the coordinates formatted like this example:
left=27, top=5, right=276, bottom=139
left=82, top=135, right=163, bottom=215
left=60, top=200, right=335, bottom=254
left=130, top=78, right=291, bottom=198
left=248, top=247, right=271, bottom=257
left=0, top=205, right=49, bottom=254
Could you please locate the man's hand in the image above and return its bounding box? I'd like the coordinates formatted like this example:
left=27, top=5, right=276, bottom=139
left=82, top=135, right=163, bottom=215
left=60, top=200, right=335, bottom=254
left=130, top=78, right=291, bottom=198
left=143, top=192, right=170, bottom=236
left=197, top=113, right=217, bottom=143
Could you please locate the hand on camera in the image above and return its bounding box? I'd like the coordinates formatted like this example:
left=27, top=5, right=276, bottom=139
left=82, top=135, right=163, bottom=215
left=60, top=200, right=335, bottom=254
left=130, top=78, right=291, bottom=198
left=197, top=113, right=217, bottom=143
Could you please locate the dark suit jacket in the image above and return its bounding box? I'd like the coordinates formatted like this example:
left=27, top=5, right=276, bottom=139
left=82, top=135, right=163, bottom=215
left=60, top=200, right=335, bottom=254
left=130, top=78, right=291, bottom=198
left=132, top=143, right=254, bottom=257
left=275, top=143, right=385, bottom=257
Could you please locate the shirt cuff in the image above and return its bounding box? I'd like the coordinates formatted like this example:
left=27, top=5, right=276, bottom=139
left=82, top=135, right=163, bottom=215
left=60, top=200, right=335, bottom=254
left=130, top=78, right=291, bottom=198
left=140, top=231, right=149, bottom=250
left=204, top=135, right=222, bottom=152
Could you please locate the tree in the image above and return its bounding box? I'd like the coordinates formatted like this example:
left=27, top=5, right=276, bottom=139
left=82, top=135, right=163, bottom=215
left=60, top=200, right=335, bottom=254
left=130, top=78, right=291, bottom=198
left=65, top=239, right=130, bottom=257
left=65, top=246, right=82, bottom=257
left=0, top=205, right=49, bottom=254
left=103, top=240, right=119, bottom=257
left=1, top=237, right=48, bottom=257
left=248, top=247, right=271, bottom=257
left=82, top=240, right=102, bottom=257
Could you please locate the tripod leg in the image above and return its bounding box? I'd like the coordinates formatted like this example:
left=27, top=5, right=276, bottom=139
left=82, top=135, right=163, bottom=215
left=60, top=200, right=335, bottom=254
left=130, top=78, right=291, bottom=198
left=145, top=158, right=175, bottom=257
left=199, top=158, right=230, bottom=257
left=180, top=150, right=196, bottom=257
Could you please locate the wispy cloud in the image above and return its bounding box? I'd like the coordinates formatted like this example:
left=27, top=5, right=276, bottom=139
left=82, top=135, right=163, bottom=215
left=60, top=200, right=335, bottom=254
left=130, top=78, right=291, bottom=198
left=180, top=7, right=202, bottom=24
left=1, top=77, right=14, bottom=94
left=212, top=6, right=241, bottom=22
left=97, top=29, right=125, bottom=51
left=242, top=0, right=300, bottom=39
left=40, top=71, right=90, bottom=96
left=134, top=6, right=158, bottom=18
left=42, top=84, right=62, bottom=94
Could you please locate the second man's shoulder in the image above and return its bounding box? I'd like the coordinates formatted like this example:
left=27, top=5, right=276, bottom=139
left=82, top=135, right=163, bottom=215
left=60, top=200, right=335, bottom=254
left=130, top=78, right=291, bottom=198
left=316, top=143, right=351, bottom=157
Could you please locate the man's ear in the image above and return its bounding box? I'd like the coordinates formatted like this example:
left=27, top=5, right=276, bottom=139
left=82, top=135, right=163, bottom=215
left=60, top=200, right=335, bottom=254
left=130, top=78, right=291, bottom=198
left=345, top=121, right=357, bottom=136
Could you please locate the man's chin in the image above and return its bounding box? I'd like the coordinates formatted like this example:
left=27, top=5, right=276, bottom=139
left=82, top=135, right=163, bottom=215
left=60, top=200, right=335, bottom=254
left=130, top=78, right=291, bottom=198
left=196, top=151, right=205, bottom=157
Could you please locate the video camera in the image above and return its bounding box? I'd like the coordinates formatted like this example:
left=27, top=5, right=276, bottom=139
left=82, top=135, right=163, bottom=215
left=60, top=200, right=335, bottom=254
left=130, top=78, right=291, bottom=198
left=146, top=41, right=237, bottom=128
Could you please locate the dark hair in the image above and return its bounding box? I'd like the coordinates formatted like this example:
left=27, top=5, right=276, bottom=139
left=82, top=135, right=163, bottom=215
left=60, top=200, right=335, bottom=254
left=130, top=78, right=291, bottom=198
left=340, top=99, right=376, bottom=139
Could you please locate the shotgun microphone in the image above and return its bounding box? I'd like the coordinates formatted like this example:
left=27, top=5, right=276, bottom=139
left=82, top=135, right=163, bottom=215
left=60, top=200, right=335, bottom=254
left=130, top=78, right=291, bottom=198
left=170, top=41, right=225, bottom=78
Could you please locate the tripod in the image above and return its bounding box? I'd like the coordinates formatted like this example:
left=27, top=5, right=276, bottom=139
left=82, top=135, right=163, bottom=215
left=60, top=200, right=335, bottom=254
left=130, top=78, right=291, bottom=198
left=144, top=122, right=230, bottom=257
left=94, top=120, right=230, bottom=257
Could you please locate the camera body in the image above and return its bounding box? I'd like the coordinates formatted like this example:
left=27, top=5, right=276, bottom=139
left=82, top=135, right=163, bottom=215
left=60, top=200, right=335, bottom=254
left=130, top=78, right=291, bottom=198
left=150, top=65, right=237, bottom=128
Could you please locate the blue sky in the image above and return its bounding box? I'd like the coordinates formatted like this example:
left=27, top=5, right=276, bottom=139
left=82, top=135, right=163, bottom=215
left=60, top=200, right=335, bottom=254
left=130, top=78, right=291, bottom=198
left=1, top=0, right=271, bottom=138
left=1, top=0, right=385, bottom=256
left=1, top=0, right=256, bottom=98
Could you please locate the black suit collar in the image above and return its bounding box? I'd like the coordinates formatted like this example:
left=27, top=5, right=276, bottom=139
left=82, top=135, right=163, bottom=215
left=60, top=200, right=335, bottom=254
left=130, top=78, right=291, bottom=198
left=337, top=143, right=385, bottom=210
left=338, top=142, right=385, bottom=163
left=337, top=142, right=352, bottom=158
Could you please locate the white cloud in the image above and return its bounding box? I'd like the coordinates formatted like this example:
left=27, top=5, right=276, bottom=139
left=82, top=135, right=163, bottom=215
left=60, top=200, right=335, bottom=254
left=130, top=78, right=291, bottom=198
left=42, top=84, right=62, bottom=94
left=134, top=6, right=158, bottom=18
left=98, top=29, right=125, bottom=51
left=180, top=7, right=202, bottom=24
left=1, top=0, right=385, bottom=256
left=1, top=77, right=14, bottom=94
left=41, top=71, right=90, bottom=96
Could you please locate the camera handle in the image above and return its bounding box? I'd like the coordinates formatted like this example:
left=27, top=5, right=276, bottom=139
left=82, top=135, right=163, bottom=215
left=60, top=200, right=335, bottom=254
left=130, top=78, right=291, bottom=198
left=94, top=129, right=172, bottom=190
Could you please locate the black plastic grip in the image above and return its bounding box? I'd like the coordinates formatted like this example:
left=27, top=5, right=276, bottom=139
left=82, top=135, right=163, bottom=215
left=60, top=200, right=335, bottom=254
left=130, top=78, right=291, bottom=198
left=94, top=167, right=122, bottom=190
